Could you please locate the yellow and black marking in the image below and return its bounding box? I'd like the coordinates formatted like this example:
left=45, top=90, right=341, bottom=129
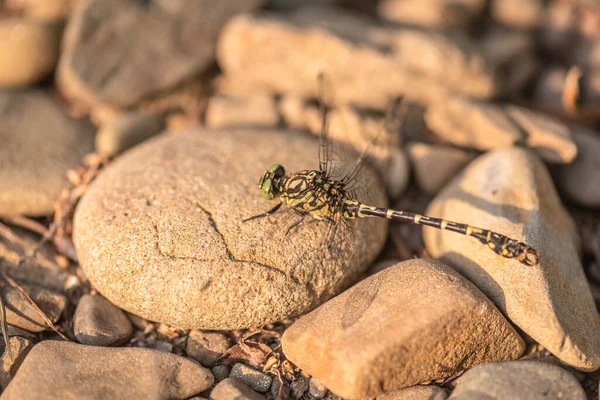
left=245, top=163, right=540, bottom=267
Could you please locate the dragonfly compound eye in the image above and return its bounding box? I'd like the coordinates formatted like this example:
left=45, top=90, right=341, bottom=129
left=259, top=164, right=286, bottom=200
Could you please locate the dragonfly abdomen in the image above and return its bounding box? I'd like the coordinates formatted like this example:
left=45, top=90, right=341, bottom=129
left=347, top=202, right=540, bottom=266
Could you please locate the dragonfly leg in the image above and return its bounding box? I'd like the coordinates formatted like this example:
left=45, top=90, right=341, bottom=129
left=242, top=202, right=282, bottom=223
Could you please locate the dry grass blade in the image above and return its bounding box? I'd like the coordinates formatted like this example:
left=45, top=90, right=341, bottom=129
left=2, top=271, right=70, bottom=342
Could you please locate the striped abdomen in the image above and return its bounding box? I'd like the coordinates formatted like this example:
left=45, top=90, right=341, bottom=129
left=343, top=201, right=540, bottom=266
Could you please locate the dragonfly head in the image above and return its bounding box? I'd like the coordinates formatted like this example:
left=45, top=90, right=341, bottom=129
left=259, top=164, right=286, bottom=200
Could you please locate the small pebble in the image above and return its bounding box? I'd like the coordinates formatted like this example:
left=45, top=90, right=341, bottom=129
left=230, top=363, right=273, bottom=393
left=377, top=385, right=448, bottom=400
left=186, top=330, right=232, bottom=367
left=211, top=378, right=267, bottom=400
left=3, top=284, right=67, bottom=333
left=0, top=337, right=33, bottom=390
left=308, top=378, right=327, bottom=399
left=96, top=111, right=166, bottom=156
left=205, top=94, right=279, bottom=129
left=212, top=364, right=231, bottom=383
left=74, top=294, right=133, bottom=346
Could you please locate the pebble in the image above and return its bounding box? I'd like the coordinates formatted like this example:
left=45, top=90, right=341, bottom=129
left=423, top=147, right=600, bottom=371
left=406, top=142, right=474, bottom=194
left=532, top=67, right=567, bottom=115
left=553, top=128, right=600, bottom=208
left=0, top=89, right=95, bottom=216
left=425, top=97, right=577, bottom=163
left=211, top=378, right=267, bottom=400
left=490, top=0, right=543, bottom=29
left=73, top=128, right=387, bottom=329
left=0, top=18, right=61, bottom=87
left=212, top=364, right=231, bottom=382
left=0, top=337, right=34, bottom=390
left=186, top=330, right=231, bottom=367
left=5, top=0, right=76, bottom=21
left=308, top=378, right=327, bottom=399
left=230, top=363, right=273, bottom=393
left=448, top=360, right=586, bottom=399
left=377, top=0, right=485, bottom=31
left=95, top=111, right=166, bottom=156
left=73, top=294, right=133, bottom=346
left=205, top=94, right=279, bottom=129
left=1, top=341, right=213, bottom=400
left=3, top=283, right=67, bottom=333
left=217, top=7, right=497, bottom=109
left=58, top=0, right=263, bottom=109
left=377, top=386, right=448, bottom=400
left=282, top=259, right=525, bottom=399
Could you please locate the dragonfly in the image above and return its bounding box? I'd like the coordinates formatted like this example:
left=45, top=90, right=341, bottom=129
left=243, top=78, right=541, bottom=268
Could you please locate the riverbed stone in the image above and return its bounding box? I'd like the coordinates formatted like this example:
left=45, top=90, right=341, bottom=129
left=186, top=330, right=231, bottom=367
left=0, top=336, right=34, bottom=390
left=95, top=111, right=166, bottom=156
left=377, top=385, right=449, bottom=400
left=423, top=147, right=600, bottom=371
left=211, top=378, right=267, bottom=400
left=1, top=341, right=213, bottom=400
left=448, top=360, right=586, bottom=399
left=73, top=294, right=133, bottom=346
left=0, top=89, right=95, bottom=216
left=3, top=283, right=67, bottom=333
left=74, top=128, right=387, bottom=329
left=58, top=0, right=263, bottom=109
left=282, top=259, right=525, bottom=399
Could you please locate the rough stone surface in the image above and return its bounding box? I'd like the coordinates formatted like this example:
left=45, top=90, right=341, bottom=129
left=406, top=142, right=474, bottom=194
left=0, top=337, right=34, bottom=390
left=0, top=18, right=61, bottom=87
left=186, top=330, right=231, bottom=367
left=377, top=386, right=449, bottom=400
left=58, top=0, right=263, bottom=109
left=210, top=378, right=267, bottom=400
left=282, top=259, right=525, bottom=399
left=230, top=363, right=273, bottom=393
left=205, top=94, right=279, bottom=129
left=217, top=7, right=497, bottom=109
left=424, top=147, right=600, bottom=371
left=3, top=284, right=67, bottom=333
left=426, top=97, right=577, bottom=163
left=95, top=111, right=166, bottom=156
left=73, top=294, right=133, bottom=346
left=448, top=361, right=586, bottom=399
left=553, top=128, right=600, bottom=208
left=1, top=341, right=213, bottom=400
left=0, top=89, right=95, bottom=216
left=74, top=128, right=387, bottom=329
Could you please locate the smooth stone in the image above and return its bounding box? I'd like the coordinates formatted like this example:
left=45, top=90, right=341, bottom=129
left=490, top=0, right=543, bottom=29
left=230, top=363, right=272, bottom=393
left=1, top=341, right=213, bottom=400
left=210, top=378, right=267, bottom=400
left=281, top=259, right=525, bottom=399
left=58, top=0, right=262, bottom=109
left=212, top=364, right=230, bottom=382
left=4, top=0, right=75, bottom=21
left=308, top=378, right=327, bottom=399
left=448, top=360, right=586, bottom=400
left=426, top=97, right=577, bottom=163
left=3, top=284, right=67, bottom=333
left=73, top=294, right=133, bottom=346
left=217, top=7, right=497, bottom=109
left=205, top=94, right=279, bottom=129
left=423, top=147, right=600, bottom=371
left=186, top=330, right=231, bottom=367
left=73, top=128, right=387, bottom=329
left=377, top=0, right=485, bottom=30
left=0, top=337, right=34, bottom=390
left=95, top=111, right=166, bottom=156
left=0, top=18, right=61, bottom=87
left=553, top=128, right=600, bottom=208
left=406, top=142, right=474, bottom=194
left=377, top=386, right=448, bottom=400
left=0, top=89, right=95, bottom=216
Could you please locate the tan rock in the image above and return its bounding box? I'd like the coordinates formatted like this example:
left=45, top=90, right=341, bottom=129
left=423, top=147, right=600, bottom=371
left=490, top=0, right=543, bottom=29
left=448, top=360, right=586, bottom=399
left=95, top=111, right=166, bottom=156
left=0, top=18, right=61, bottom=87
left=1, top=341, right=213, bottom=400
left=211, top=378, right=266, bottom=400
left=552, top=128, right=600, bottom=208
left=377, top=385, right=448, bottom=400
left=426, top=97, right=577, bottom=163
left=0, top=89, right=95, bottom=217
left=406, top=142, right=473, bottom=194
left=217, top=7, right=497, bottom=109
left=205, top=94, right=279, bottom=129
left=4, top=0, right=78, bottom=21
left=3, top=284, right=67, bottom=333
left=282, top=259, right=525, bottom=399
left=0, top=337, right=33, bottom=390
left=186, top=330, right=231, bottom=367
left=74, top=128, right=387, bottom=329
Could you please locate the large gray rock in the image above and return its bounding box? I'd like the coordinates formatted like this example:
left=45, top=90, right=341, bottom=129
left=74, top=128, right=387, bottom=329
left=1, top=341, right=214, bottom=400
left=58, top=0, right=263, bottom=109
left=0, top=89, right=95, bottom=216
